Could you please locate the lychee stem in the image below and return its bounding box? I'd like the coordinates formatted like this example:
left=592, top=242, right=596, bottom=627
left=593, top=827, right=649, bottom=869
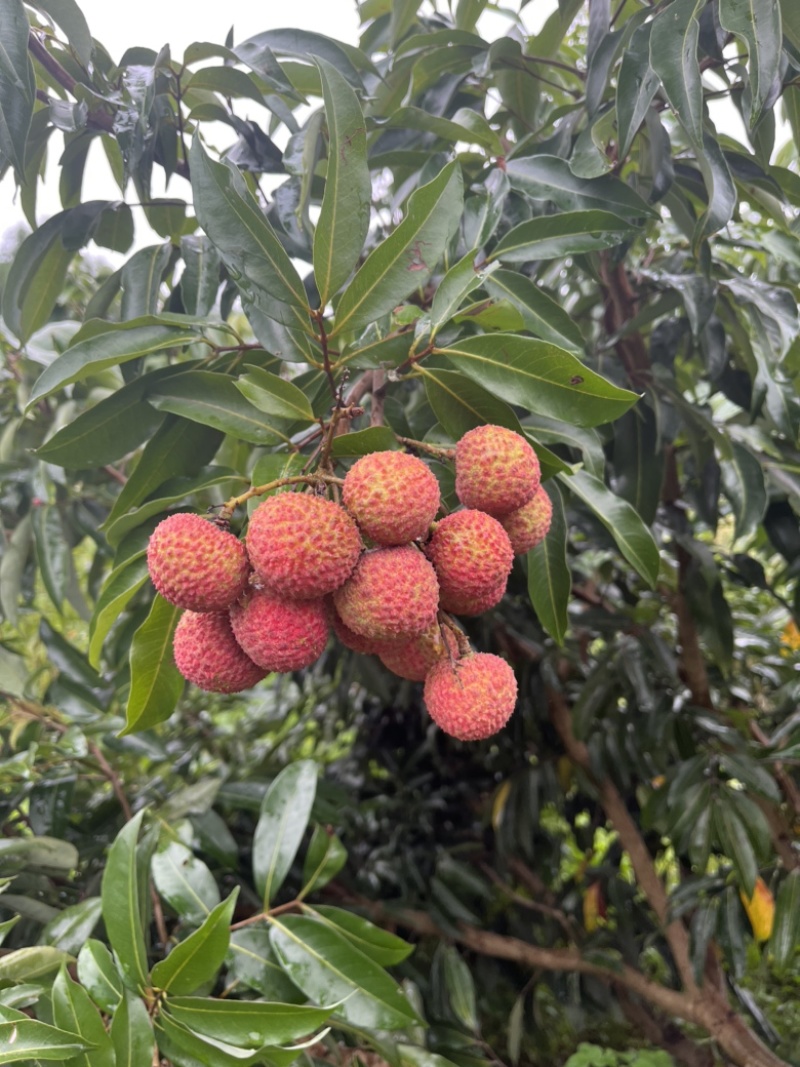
left=220, top=472, right=345, bottom=518
left=396, top=435, right=456, bottom=460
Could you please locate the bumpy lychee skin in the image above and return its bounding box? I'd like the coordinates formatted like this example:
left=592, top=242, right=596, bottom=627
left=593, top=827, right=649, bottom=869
left=440, top=580, right=507, bottom=618
left=427, top=510, right=513, bottom=615
left=501, top=486, right=553, bottom=555
left=424, top=653, right=518, bottom=741
left=173, top=611, right=266, bottom=693
left=379, top=621, right=460, bottom=682
left=327, top=599, right=393, bottom=656
left=333, top=546, right=439, bottom=642
left=455, top=425, right=540, bottom=517
left=246, top=493, right=362, bottom=600
left=147, top=513, right=250, bottom=613
left=343, top=451, right=440, bottom=545
left=230, top=588, right=329, bottom=672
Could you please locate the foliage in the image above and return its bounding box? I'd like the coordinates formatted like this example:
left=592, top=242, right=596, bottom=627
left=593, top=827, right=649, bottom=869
left=1, top=0, right=800, bottom=1065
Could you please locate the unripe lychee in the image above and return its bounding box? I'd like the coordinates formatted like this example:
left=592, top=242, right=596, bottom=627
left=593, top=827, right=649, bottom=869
left=343, top=451, right=440, bottom=545
left=230, top=588, right=329, bottom=672
left=173, top=611, right=266, bottom=693
left=455, top=425, right=540, bottom=517
left=333, top=546, right=439, bottom=642
left=426, top=510, right=513, bottom=615
left=424, top=652, right=517, bottom=741
left=246, top=493, right=362, bottom=600
left=379, top=621, right=460, bottom=682
left=147, top=513, right=250, bottom=613
left=501, top=485, right=553, bottom=555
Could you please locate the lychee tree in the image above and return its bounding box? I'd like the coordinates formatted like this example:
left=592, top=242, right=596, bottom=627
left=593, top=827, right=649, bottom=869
left=1, top=0, right=800, bottom=1066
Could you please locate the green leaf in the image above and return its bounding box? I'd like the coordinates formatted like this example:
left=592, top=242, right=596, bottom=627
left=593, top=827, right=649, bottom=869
left=29, top=0, right=92, bottom=65
left=151, top=838, right=220, bottom=926
left=157, top=1012, right=285, bottom=1067
left=27, top=322, right=201, bottom=406
left=110, top=989, right=155, bottom=1067
left=302, top=906, right=414, bottom=966
left=505, top=155, right=654, bottom=217
left=149, top=371, right=292, bottom=445
left=32, top=504, right=73, bottom=614
left=484, top=271, right=585, bottom=353
left=384, top=106, right=502, bottom=153
left=39, top=898, right=102, bottom=955
left=185, top=65, right=267, bottom=107
left=0, top=946, right=72, bottom=982
left=228, top=927, right=305, bottom=1002
left=270, top=915, right=420, bottom=1029
left=301, top=825, right=347, bottom=897
left=164, top=996, right=335, bottom=1048
left=313, top=57, right=371, bottom=305
left=76, top=940, right=123, bottom=1014
left=236, top=28, right=370, bottom=88
left=88, top=556, right=149, bottom=669
left=441, top=946, right=477, bottom=1032
left=122, top=595, right=183, bottom=736
left=616, top=22, right=659, bottom=158
left=102, top=415, right=223, bottom=537
left=523, top=414, right=605, bottom=478
left=771, top=871, right=800, bottom=970
left=253, top=760, right=318, bottom=907
left=235, top=366, right=315, bottom=422
left=719, top=0, right=782, bottom=126
left=612, top=403, right=663, bottom=526
left=491, top=211, right=636, bottom=261
left=0, top=0, right=34, bottom=176
left=94, top=201, right=134, bottom=253
left=180, top=235, right=222, bottom=317
left=780, top=0, right=800, bottom=49
left=720, top=442, right=767, bottom=542
left=528, top=480, right=570, bottom=645
left=695, top=131, right=737, bottom=243
left=189, top=136, right=309, bottom=325
left=430, top=254, right=498, bottom=337
left=649, top=0, right=704, bottom=148
left=33, top=365, right=187, bottom=469
left=713, top=798, right=758, bottom=896
left=423, top=365, right=523, bottom=440
left=563, top=469, right=660, bottom=587
left=330, top=426, right=400, bottom=457
left=120, top=243, right=172, bottom=320
left=101, top=810, right=149, bottom=991
left=151, top=889, right=238, bottom=995
left=440, top=334, right=638, bottom=428
left=0, top=1019, right=86, bottom=1063
left=332, top=161, right=464, bottom=337
left=52, top=965, right=115, bottom=1067
left=2, top=214, right=74, bottom=343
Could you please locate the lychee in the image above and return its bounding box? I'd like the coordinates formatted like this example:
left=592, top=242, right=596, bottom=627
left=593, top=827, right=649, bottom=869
left=426, top=510, right=513, bottom=615
left=379, top=621, right=460, bottom=682
left=501, top=485, right=553, bottom=555
left=424, top=652, right=518, bottom=741
left=439, top=580, right=507, bottom=618
left=343, top=451, right=440, bottom=545
left=328, top=599, right=393, bottom=656
left=246, top=492, right=362, bottom=600
left=230, top=587, right=329, bottom=672
left=333, top=545, right=439, bottom=642
left=147, top=513, right=250, bottom=613
left=173, top=611, right=266, bottom=693
left=455, top=425, right=540, bottom=517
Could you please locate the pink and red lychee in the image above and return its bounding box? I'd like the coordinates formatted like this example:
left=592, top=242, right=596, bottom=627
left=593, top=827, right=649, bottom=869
left=426, top=509, right=513, bottom=616
left=173, top=611, right=266, bottom=693
left=343, top=450, right=440, bottom=545
left=148, top=513, right=250, bottom=613
left=424, top=653, right=517, bottom=741
left=501, top=485, right=553, bottom=555
left=230, top=587, right=329, bottom=672
left=455, top=425, right=540, bottom=517
left=333, top=545, right=439, bottom=642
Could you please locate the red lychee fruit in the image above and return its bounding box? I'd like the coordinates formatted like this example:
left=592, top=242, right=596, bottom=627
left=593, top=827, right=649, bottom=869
left=426, top=510, right=513, bottom=615
left=147, top=513, right=250, bottom=613
left=455, top=425, right=540, bottom=517
left=501, top=485, right=553, bottom=555
left=343, top=451, right=440, bottom=545
left=424, top=652, right=517, bottom=741
left=328, top=599, right=393, bottom=656
left=246, top=493, right=362, bottom=600
left=333, top=545, right=439, bottom=642
left=173, top=611, right=266, bottom=693
left=439, top=580, right=507, bottom=618
left=379, top=621, right=460, bottom=682
left=229, top=587, right=329, bottom=672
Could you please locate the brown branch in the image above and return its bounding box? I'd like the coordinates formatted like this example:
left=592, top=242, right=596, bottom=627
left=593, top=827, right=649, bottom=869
left=616, top=991, right=714, bottom=1067
left=600, top=256, right=651, bottom=389
left=370, top=370, right=386, bottom=428
left=548, top=688, right=698, bottom=994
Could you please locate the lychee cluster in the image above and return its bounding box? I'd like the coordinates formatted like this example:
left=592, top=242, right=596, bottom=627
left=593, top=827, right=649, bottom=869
left=145, top=426, right=551, bottom=741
